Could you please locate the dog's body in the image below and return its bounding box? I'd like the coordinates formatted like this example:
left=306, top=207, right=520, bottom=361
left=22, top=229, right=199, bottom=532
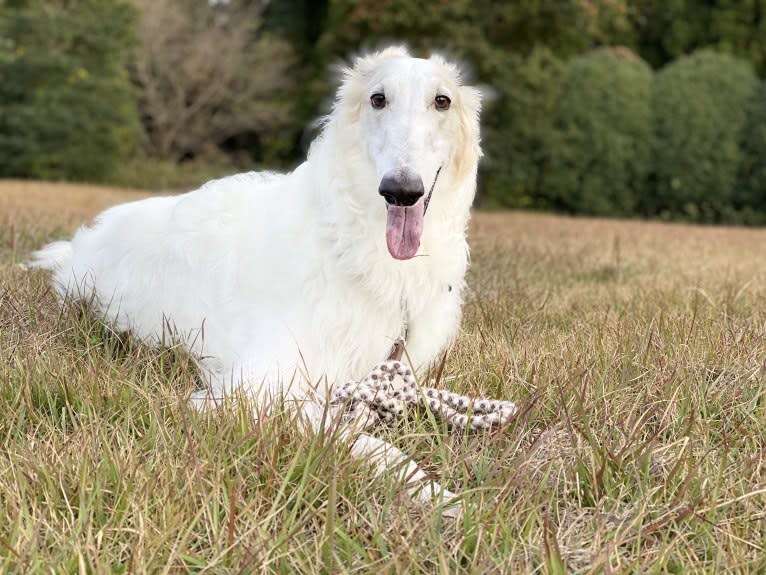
left=29, top=47, right=482, bottom=509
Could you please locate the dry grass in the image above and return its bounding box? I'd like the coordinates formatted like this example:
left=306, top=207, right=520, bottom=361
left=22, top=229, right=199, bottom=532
left=2, top=180, right=766, bottom=573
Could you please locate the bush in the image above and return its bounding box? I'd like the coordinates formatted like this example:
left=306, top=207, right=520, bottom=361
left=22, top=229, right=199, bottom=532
left=735, top=80, right=766, bottom=223
left=0, top=0, right=140, bottom=182
left=479, top=48, right=564, bottom=209
left=542, top=47, right=653, bottom=216
left=649, top=49, right=758, bottom=222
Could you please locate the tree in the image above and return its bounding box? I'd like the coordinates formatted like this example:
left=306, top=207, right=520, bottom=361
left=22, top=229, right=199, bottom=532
left=735, top=80, right=766, bottom=222
left=0, top=0, right=140, bottom=181
left=543, top=48, right=653, bottom=216
left=479, top=48, right=564, bottom=209
left=128, top=0, right=297, bottom=165
left=485, top=0, right=634, bottom=58
left=630, top=0, right=766, bottom=75
left=650, top=49, right=758, bottom=221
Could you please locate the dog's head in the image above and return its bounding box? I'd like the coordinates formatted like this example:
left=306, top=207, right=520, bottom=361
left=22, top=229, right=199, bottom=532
left=335, top=47, right=482, bottom=260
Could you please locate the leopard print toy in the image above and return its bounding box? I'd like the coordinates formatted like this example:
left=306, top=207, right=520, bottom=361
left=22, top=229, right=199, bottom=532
left=331, top=360, right=518, bottom=431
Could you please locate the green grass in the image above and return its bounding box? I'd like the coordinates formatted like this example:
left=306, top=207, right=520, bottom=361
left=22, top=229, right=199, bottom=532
left=2, top=183, right=766, bottom=573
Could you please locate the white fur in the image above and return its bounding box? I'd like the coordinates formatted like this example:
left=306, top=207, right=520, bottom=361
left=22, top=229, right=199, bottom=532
left=29, top=47, right=482, bottom=510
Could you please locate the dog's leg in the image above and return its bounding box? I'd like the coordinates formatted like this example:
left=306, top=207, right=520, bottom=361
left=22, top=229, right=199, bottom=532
left=192, top=387, right=462, bottom=517
left=349, top=432, right=461, bottom=517
left=300, top=402, right=462, bottom=518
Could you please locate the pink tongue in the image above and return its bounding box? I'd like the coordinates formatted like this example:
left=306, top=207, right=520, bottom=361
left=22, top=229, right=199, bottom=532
left=386, top=203, right=424, bottom=260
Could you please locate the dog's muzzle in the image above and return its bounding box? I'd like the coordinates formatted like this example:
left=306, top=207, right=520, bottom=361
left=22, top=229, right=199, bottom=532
left=378, top=172, right=424, bottom=207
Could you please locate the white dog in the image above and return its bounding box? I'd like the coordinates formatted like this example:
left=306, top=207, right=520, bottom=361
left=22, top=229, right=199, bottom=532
left=29, top=47, right=482, bottom=509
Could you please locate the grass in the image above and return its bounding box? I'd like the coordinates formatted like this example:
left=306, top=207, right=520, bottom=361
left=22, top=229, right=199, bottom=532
left=2, top=180, right=766, bottom=573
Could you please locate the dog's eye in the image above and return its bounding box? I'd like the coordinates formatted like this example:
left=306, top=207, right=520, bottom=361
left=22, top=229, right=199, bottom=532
left=435, top=95, right=451, bottom=111
left=370, top=93, right=387, bottom=110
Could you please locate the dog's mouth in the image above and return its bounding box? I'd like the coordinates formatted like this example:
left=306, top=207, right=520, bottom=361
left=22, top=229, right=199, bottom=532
left=381, top=166, right=442, bottom=260
left=385, top=201, right=424, bottom=260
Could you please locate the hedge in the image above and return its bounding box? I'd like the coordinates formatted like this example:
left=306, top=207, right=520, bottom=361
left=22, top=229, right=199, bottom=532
left=543, top=47, right=653, bottom=216
left=735, top=80, right=766, bottom=223
left=480, top=48, right=564, bottom=209
left=649, top=49, right=759, bottom=222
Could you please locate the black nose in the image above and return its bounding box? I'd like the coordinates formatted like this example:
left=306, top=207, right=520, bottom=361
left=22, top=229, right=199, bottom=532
left=378, top=172, right=425, bottom=207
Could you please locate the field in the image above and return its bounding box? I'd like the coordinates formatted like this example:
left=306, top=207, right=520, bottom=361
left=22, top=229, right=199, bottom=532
left=2, top=180, right=766, bottom=573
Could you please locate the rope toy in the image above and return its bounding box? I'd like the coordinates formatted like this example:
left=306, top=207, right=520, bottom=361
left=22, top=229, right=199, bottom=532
left=331, top=360, right=518, bottom=431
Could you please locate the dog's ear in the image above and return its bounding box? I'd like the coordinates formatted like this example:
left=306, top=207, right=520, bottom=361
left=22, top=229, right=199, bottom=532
left=459, top=86, right=482, bottom=129
left=426, top=53, right=482, bottom=182
left=453, top=84, right=483, bottom=184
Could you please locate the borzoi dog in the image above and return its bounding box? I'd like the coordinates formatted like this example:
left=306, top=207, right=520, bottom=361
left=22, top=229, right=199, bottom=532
left=28, top=47, right=482, bottom=510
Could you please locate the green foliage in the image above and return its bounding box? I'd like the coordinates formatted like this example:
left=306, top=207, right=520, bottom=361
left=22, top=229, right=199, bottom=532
left=314, top=0, right=633, bottom=93
left=629, top=0, right=713, bottom=68
left=2, top=0, right=766, bottom=226
left=479, top=48, right=564, bottom=209
left=650, top=49, right=758, bottom=221
left=735, top=80, right=766, bottom=222
left=318, top=0, right=481, bottom=58
left=543, top=48, right=653, bottom=216
left=630, top=0, right=766, bottom=75
left=318, top=0, right=633, bottom=61
left=0, top=0, right=140, bottom=182
left=267, top=2, right=766, bottom=223
left=485, top=0, right=634, bottom=58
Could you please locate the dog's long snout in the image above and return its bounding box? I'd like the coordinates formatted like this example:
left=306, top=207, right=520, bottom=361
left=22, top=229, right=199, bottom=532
left=379, top=172, right=425, bottom=207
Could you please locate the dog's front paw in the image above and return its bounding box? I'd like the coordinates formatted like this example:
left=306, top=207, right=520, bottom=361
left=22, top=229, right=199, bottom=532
left=437, top=487, right=465, bottom=520
left=409, top=481, right=465, bottom=520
